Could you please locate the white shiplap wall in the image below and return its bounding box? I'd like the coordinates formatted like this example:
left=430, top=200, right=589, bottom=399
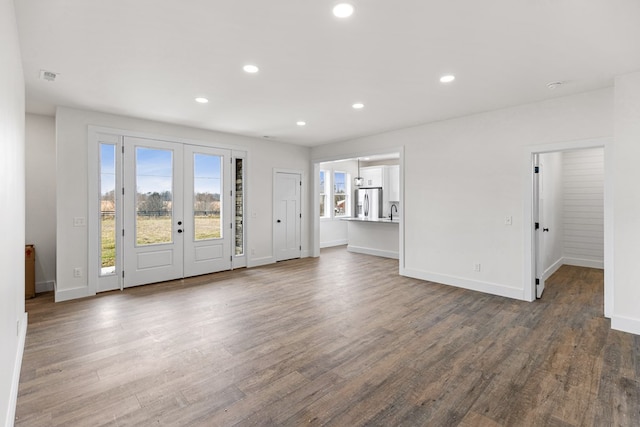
left=563, top=148, right=604, bottom=268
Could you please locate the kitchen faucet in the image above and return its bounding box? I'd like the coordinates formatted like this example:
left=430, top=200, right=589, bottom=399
left=390, top=204, right=398, bottom=221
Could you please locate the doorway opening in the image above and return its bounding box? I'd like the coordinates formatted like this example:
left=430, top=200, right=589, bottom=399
left=312, top=149, right=403, bottom=266
left=526, top=138, right=612, bottom=317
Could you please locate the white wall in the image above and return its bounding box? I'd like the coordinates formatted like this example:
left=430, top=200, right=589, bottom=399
left=25, top=114, right=56, bottom=292
left=613, top=71, right=640, bottom=334
left=312, top=88, right=613, bottom=301
left=563, top=148, right=604, bottom=268
left=0, top=0, right=27, bottom=424
left=319, top=159, right=358, bottom=248
left=539, top=152, right=564, bottom=278
left=55, top=107, right=311, bottom=301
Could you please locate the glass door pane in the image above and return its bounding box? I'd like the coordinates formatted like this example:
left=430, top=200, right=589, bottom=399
left=100, top=143, right=116, bottom=275
left=193, top=153, right=222, bottom=240
left=135, top=147, right=173, bottom=245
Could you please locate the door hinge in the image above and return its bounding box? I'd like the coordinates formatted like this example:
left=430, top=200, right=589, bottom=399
left=534, top=166, right=539, bottom=173
left=122, top=146, right=124, bottom=154
left=535, top=222, right=539, bottom=230
left=122, top=270, right=125, bottom=278
left=299, top=245, right=302, bottom=251
left=230, top=255, right=233, bottom=262
left=230, top=190, right=233, bottom=197
left=230, top=222, right=233, bottom=229
left=122, top=187, right=124, bottom=195
left=122, top=229, right=125, bottom=236
left=535, top=278, right=540, bottom=285
left=299, top=213, right=302, bottom=218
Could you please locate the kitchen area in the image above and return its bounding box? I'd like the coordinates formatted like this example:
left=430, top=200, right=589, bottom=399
left=319, top=153, right=400, bottom=259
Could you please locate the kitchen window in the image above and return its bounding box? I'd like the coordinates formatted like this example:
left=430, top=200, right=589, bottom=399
left=333, top=171, right=350, bottom=217
left=319, top=170, right=329, bottom=218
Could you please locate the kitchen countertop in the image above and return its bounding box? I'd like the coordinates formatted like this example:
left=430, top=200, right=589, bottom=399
left=341, top=217, right=400, bottom=224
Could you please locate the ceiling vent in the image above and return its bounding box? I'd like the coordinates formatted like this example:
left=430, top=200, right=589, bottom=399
left=39, top=70, right=58, bottom=82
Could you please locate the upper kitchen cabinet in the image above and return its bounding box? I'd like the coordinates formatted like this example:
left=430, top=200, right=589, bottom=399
left=360, top=166, right=383, bottom=187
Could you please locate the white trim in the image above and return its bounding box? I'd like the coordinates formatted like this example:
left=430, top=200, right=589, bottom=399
left=563, top=257, right=604, bottom=270
left=55, top=285, right=94, bottom=302
left=35, top=280, right=55, bottom=293
left=543, top=258, right=564, bottom=281
left=347, top=245, right=399, bottom=259
left=611, top=316, right=640, bottom=336
left=320, top=239, right=348, bottom=248
left=523, top=137, right=612, bottom=310
left=404, top=268, right=525, bottom=300
left=6, top=312, right=28, bottom=427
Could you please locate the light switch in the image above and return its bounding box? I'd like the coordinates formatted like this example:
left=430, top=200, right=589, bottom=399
left=73, top=217, right=86, bottom=227
left=505, top=216, right=512, bottom=226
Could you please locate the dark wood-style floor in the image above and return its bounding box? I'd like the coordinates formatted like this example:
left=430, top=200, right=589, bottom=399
left=16, top=247, right=640, bottom=426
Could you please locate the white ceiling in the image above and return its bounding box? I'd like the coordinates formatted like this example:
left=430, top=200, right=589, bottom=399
left=15, top=0, right=640, bottom=147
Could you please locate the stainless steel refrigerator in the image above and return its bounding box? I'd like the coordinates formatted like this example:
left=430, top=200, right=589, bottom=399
left=355, top=187, right=383, bottom=220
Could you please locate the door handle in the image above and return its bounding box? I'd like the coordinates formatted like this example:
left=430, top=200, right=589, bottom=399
left=277, top=219, right=281, bottom=223
left=177, top=229, right=183, bottom=233
left=543, top=228, right=549, bottom=232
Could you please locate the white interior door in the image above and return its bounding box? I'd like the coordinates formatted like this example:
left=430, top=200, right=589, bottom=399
left=183, top=145, right=232, bottom=276
left=124, top=137, right=184, bottom=287
left=275, top=172, right=301, bottom=261
left=533, top=155, right=546, bottom=298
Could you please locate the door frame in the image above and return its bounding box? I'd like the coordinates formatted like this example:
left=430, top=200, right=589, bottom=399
left=88, top=126, right=247, bottom=296
left=272, top=168, right=304, bottom=262
left=523, top=137, right=612, bottom=317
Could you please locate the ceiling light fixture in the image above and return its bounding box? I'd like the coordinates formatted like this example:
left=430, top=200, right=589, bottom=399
left=352, top=102, right=364, bottom=109
left=296, top=121, right=306, bottom=126
left=195, top=97, right=209, bottom=104
left=333, top=3, right=354, bottom=18
left=547, top=81, right=563, bottom=89
left=243, top=64, right=259, bottom=73
left=440, top=75, right=455, bottom=83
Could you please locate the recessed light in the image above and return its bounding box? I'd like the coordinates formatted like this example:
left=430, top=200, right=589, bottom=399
left=352, top=103, right=364, bottom=109
left=333, top=3, right=354, bottom=18
left=296, top=121, right=306, bottom=126
left=440, top=75, right=455, bottom=83
left=243, top=64, right=259, bottom=73
left=195, top=97, right=209, bottom=104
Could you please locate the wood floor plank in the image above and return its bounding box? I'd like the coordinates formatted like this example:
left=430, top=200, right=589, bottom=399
left=14, top=248, right=640, bottom=426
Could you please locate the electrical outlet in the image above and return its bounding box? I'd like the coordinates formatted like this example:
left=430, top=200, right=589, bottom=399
left=73, top=267, right=82, bottom=278
left=474, top=263, right=481, bottom=272
left=505, top=216, right=512, bottom=226
left=251, top=248, right=256, bottom=255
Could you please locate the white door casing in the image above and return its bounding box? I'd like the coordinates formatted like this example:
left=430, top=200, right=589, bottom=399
left=275, top=171, right=301, bottom=262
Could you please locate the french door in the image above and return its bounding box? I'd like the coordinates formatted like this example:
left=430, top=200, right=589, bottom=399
left=122, top=137, right=231, bottom=288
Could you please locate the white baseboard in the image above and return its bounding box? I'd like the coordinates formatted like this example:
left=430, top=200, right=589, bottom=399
left=611, top=315, right=640, bottom=336
left=347, top=245, right=399, bottom=259
left=320, top=239, right=348, bottom=249
left=35, top=280, right=55, bottom=293
left=563, top=257, right=604, bottom=270
left=403, top=268, right=525, bottom=300
left=543, top=258, right=564, bottom=281
left=55, top=285, right=94, bottom=302
left=6, top=312, right=27, bottom=427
